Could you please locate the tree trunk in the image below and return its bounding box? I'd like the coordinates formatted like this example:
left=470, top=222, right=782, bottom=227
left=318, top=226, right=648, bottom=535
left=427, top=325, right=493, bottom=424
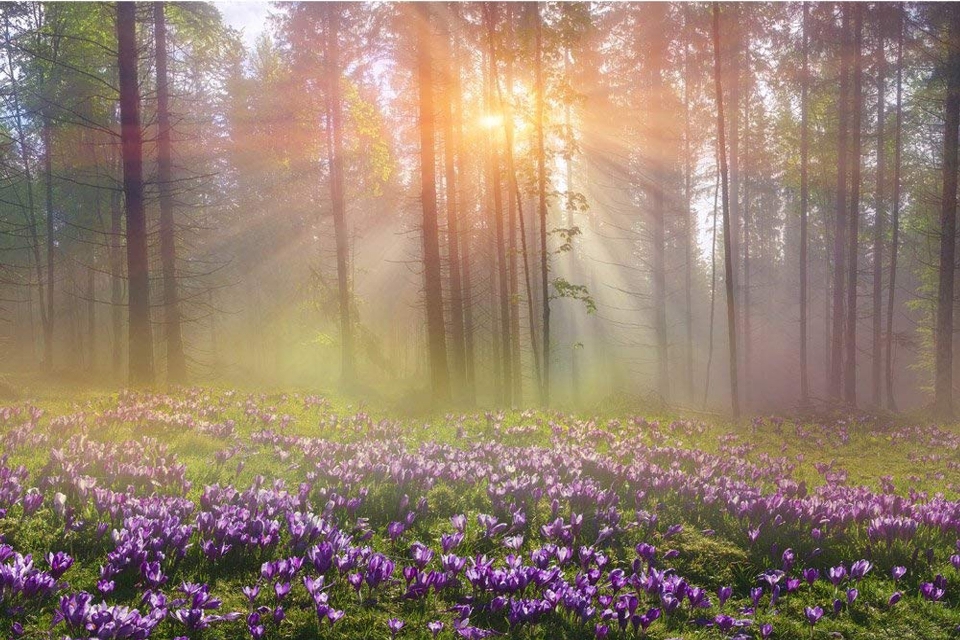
left=495, top=21, right=542, bottom=398
left=441, top=7, right=466, bottom=397
left=534, top=3, right=551, bottom=405
left=935, top=5, right=960, bottom=419
left=322, top=3, right=355, bottom=387
left=416, top=3, right=450, bottom=402
left=648, top=2, right=670, bottom=403
left=885, top=6, right=904, bottom=412
left=154, top=1, right=186, bottom=384
left=484, top=4, right=512, bottom=406
left=830, top=6, right=851, bottom=399
left=712, top=2, right=740, bottom=419
left=110, top=187, right=124, bottom=376
left=43, top=117, right=55, bottom=370
left=117, top=1, right=155, bottom=385
left=844, top=4, right=863, bottom=405
left=872, top=5, right=886, bottom=408
left=799, top=1, right=810, bottom=406
left=682, top=7, right=695, bottom=403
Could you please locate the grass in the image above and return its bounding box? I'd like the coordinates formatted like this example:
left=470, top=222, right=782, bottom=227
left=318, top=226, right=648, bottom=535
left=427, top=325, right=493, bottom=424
left=0, top=387, right=959, bottom=638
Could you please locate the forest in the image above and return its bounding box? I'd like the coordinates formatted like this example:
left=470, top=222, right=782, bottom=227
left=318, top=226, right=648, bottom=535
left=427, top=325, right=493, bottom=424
left=2, top=1, right=960, bottom=417
left=3, top=2, right=960, bottom=640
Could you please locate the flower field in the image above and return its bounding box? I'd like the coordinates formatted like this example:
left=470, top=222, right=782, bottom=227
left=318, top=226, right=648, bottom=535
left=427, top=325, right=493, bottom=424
left=1, top=390, right=959, bottom=639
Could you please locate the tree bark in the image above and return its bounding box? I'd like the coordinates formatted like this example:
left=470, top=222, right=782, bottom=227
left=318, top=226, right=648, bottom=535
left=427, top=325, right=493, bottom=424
left=534, top=3, right=551, bottom=405
left=416, top=3, right=450, bottom=402
left=485, top=4, right=512, bottom=406
left=323, top=3, right=355, bottom=386
left=885, top=6, right=904, bottom=412
left=935, top=5, right=960, bottom=419
left=712, top=2, right=740, bottom=419
left=648, top=2, right=670, bottom=403
left=799, top=1, right=810, bottom=406
left=844, top=4, right=863, bottom=405
left=117, top=1, right=155, bottom=385
left=440, top=6, right=466, bottom=396
left=155, top=1, right=186, bottom=384
left=871, top=5, right=886, bottom=408
left=830, top=6, right=851, bottom=399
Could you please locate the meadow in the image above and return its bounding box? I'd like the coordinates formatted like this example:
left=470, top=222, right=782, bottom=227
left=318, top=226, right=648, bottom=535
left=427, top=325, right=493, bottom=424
left=1, top=388, right=959, bottom=639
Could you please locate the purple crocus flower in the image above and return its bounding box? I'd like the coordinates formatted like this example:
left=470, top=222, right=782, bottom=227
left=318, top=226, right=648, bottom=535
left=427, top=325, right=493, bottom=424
left=804, top=605, right=823, bottom=626
left=388, top=617, right=405, bottom=638
left=850, top=559, right=872, bottom=581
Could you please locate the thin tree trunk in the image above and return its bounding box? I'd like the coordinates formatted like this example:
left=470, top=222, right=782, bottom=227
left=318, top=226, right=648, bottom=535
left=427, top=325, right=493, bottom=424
left=830, top=6, right=851, bottom=398
left=648, top=2, right=669, bottom=403
left=682, top=8, right=695, bottom=403
left=799, top=1, right=810, bottom=406
left=727, top=6, right=741, bottom=355
left=110, top=187, right=124, bottom=376
left=844, top=4, right=863, bottom=405
left=872, top=5, right=886, bottom=408
left=885, top=6, right=904, bottom=412
left=534, top=3, right=551, bottom=405
left=505, top=48, right=522, bottom=403
left=935, top=5, right=960, bottom=419
left=155, top=1, right=186, bottom=384
left=495, top=40, right=542, bottom=397
left=742, top=51, right=752, bottom=405
left=43, top=117, right=55, bottom=370
left=485, top=4, right=512, bottom=406
left=441, top=7, right=466, bottom=396
left=117, top=1, right=155, bottom=385
left=323, top=3, right=355, bottom=386
left=416, top=3, right=450, bottom=402
left=712, top=2, right=740, bottom=418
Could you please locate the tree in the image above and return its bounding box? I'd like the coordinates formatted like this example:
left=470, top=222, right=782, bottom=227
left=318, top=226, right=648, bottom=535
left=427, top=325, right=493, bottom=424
left=935, top=5, right=960, bottom=419
left=534, top=2, right=551, bottom=405
left=415, top=3, right=450, bottom=402
left=885, top=5, right=905, bottom=412
left=843, top=4, right=863, bottom=405
left=117, top=2, right=154, bottom=385
left=871, top=4, right=886, bottom=408
left=323, top=2, right=355, bottom=386
left=646, top=2, right=670, bottom=403
left=440, top=6, right=466, bottom=397
left=712, top=2, right=740, bottom=418
left=155, top=1, right=186, bottom=384
left=830, top=6, right=851, bottom=400
left=799, top=1, right=810, bottom=407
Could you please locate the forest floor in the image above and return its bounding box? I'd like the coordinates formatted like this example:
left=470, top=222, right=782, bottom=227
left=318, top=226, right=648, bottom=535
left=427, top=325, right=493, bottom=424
left=0, top=387, right=958, bottom=639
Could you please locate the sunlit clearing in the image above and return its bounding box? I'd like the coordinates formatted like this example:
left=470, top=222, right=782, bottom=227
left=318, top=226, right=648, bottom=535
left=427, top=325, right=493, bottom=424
left=479, top=112, right=504, bottom=129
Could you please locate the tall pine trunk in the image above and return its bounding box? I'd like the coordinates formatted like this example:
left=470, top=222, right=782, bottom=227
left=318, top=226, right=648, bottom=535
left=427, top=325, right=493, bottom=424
left=155, top=1, right=186, bottom=383
left=830, top=6, right=851, bottom=399
left=485, top=4, right=512, bottom=406
left=712, top=2, right=740, bottom=419
left=935, top=5, right=960, bottom=419
left=885, top=6, right=904, bottom=412
left=43, top=117, right=54, bottom=370
left=799, top=2, right=810, bottom=406
left=534, top=3, right=551, bottom=405
left=648, top=3, right=669, bottom=403
left=416, top=3, right=450, bottom=402
left=324, top=3, right=355, bottom=386
left=844, top=5, right=863, bottom=405
left=117, top=1, right=155, bottom=385
left=871, top=6, right=886, bottom=408
left=441, top=9, right=466, bottom=396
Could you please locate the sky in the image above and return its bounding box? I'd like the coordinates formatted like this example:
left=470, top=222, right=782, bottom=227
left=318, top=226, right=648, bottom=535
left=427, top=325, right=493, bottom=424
left=212, top=1, right=273, bottom=49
